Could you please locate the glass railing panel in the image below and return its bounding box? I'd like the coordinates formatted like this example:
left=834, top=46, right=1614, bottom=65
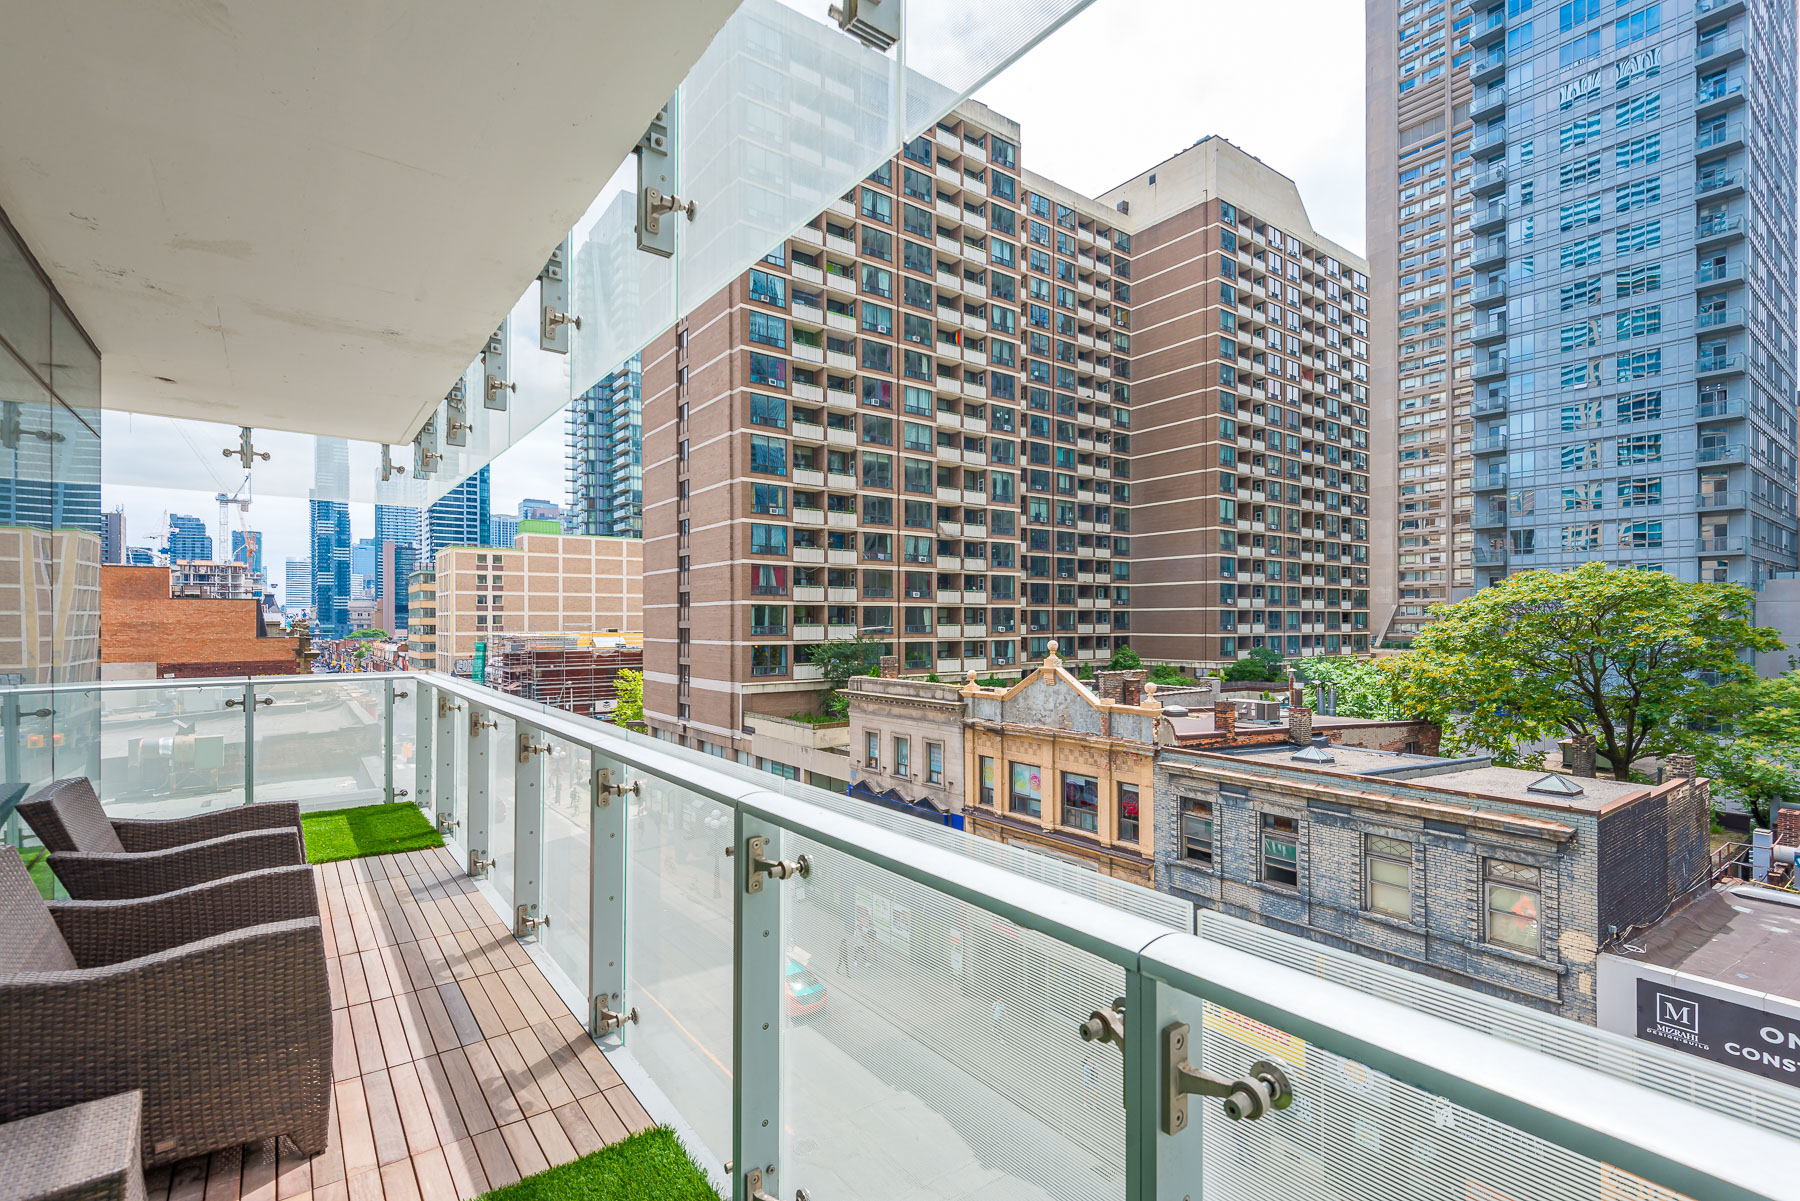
left=1193, top=907, right=1800, bottom=1138
left=537, top=737, right=593, bottom=998
left=623, top=765, right=736, bottom=1163
left=589, top=720, right=1193, bottom=929
left=391, top=680, right=418, bottom=805
left=96, top=683, right=246, bottom=818
left=1150, top=978, right=1660, bottom=1201
left=248, top=677, right=387, bottom=811
left=780, top=838, right=1127, bottom=1201
left=481, top=713, right=516, bottom=906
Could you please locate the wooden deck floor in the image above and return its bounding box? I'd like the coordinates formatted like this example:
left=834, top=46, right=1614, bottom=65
left=144, top=846, right=652, bottom=1201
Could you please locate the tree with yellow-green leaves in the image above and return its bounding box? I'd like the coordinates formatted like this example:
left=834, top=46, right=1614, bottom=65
left=1687, top=669, right=1800, bottom=825
left=1385, top=563, right=1781, bottom=781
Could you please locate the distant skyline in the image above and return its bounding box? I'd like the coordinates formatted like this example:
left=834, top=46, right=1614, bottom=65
left=99, top=0, right=1370, bottom=594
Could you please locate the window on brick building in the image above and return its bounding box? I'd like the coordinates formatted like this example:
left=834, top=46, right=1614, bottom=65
left=1180, top=797, right=1213, bottom=864
left=1261, top=814, right=1300, bottom=888
left=1485, top=860, right=1542, bottom=953
left=1365, top=835, right=1412, bottom=917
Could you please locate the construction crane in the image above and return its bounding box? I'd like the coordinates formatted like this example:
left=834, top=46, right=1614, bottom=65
left=216, top=472, right=253, bottom=567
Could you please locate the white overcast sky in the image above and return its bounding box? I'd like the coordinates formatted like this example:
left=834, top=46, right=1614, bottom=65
left=104, top=0, right=1369, bottom=600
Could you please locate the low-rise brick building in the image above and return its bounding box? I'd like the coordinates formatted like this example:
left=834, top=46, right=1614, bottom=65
left=1154, top=724, right=1710, bottom=1025
left=846, top=671, right=967, bottom=818
left=101, top=564, right=302, bottom=678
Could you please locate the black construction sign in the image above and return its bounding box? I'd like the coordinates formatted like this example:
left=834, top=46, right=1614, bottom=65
left=1636, top=979, right=1800, bottom=1087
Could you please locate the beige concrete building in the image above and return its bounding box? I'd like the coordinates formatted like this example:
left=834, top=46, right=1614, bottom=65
left=429, top=531, right=640, bottom=675
left=406, top=567, right=437, bottom=671
left=845, top=673, right=967, bottom=815
left=1365, top=0, right=1478, bottom=642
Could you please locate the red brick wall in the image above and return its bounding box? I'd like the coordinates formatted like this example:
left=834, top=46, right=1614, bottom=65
left=1777, top=806, right=1800, bottom=846
left=102, top=566, right=300, bottom=676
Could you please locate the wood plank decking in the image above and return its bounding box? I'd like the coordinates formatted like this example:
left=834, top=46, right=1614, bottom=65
left=143, top=847, right=651, bottom=1201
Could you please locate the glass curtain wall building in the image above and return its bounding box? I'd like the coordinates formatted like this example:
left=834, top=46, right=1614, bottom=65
left=0, top=212, right=101, bottom=789
left=425, top=462, right=491, bottom=564
left=308, top=438, right=353, bottom=636
left=1458, top=0, right=1797, bottom=589
left=566, top=354, right=644, bottom=538
left=1366, top=0, right=1483, bottom=642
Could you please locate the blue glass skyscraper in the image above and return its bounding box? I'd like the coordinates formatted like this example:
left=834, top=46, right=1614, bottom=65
left=565, top=355, right=642, bottom=537
left=167, top=513, right=212, bottom=561
left=426, top=464, right=491, bottom=565
left=1465, top=0, right=1796, bottom=586
left=309, top=438, right=353, bottom=636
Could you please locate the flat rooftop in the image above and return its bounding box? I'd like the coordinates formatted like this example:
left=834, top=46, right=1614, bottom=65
left=1621, top=886, right=1800, bottom=1001
left=1193, top=741, right=1650, bottom=814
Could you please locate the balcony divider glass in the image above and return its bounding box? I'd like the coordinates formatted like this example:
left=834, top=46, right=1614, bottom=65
left=5, top=671, right=1798, bottom=1201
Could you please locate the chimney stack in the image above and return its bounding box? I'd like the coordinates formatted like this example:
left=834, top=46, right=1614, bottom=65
left=1569, top=733, right=1598, bottom=779
left=1289, top=706, right=1314, bottom=747
left=879, top=654, right=899, bottom=679
left=1213, top=700, right=1238, bottom=744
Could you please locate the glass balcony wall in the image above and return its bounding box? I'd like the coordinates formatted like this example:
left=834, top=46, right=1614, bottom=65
left=4, top=671, right=1798, bottom=1201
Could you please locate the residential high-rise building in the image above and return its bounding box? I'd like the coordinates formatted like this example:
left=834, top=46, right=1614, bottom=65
left=426, top=463, right=490, bottom=565
left=489, top=513, right=520, bottom=548
left=167, top=513, right=212, bottom=562
left=566, top=354, right=644, bottom=537
left=637, top=100, right=1373, bottom=757
left=374, top=503, right=422, bottom=550
left=351, top=537, right=381, bottom=598
left=518, top=498, right=562, bottom=523
left=376, top=542, right=417, bottom=635
left=1370, top=0, right=1799, bottom=634
left=100, top=508, right=124, bottom=564
left=283, top=557, right=312, bottom=615
left=1097, top=141, right=1375, bottom=664
left=231, top=529, right=264, bottom=576
left=309, top=437, right=352, bottom=637
left=125, top=547, right=156, bottom=567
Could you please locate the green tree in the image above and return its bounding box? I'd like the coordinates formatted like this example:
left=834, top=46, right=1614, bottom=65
left=1689, top=670, right=1800, bottom=826
left=1246, top=645, right=1285, bottom=675
left=1106, top=645, right=1143, bottom=672
left=348, top=628, right=387, bottom=640
left=611, top=668, right=645, bottom=727
left=1388, top=563, right=1781, bottom=780
left=1148, top=663, right=1190, bottom=686
left=808, top=635, right=883, bottom=718
left=1293, top=655, right=1406, bottom=720
left=1224, top=656, right=1280, bottom=682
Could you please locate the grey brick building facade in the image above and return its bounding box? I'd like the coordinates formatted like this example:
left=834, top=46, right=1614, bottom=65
left=1154, top=740, right=1708, bottom=1024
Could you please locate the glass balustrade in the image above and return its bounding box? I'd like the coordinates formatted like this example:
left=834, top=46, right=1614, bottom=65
left=3, top=670, right=1797, bottom=1201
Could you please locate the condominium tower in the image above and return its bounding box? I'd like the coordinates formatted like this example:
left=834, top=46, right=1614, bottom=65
left=425, top=463, right=491, bottom=565
left=566, top=355, right=644, bottom=538
left=638, top=100, right=1374, bottom=758
left=1370, top=0, right=1798, bottom=636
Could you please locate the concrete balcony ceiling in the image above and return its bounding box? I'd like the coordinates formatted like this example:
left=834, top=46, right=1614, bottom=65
left=0, top=0, right=738, bottom=442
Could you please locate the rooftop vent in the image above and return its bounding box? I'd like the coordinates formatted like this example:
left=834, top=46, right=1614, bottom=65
left=1291, top=745, right=1336, bottom=765
left=1526, top=773, right=1586, bottom=797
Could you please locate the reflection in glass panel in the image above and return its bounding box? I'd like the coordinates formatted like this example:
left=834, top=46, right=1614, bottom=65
left=250, top=678, right=387, bottom=811
left=783, top=833, right=1126, bottom=1201
left=626, top=773, right=734, bottom=1162
left=539, top=741, right=592, bottom=996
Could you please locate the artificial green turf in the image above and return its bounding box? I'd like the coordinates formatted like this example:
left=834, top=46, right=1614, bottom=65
left=300, top=802, right=444, bottom=864
left=475, top=1127, right=720, bottom=1201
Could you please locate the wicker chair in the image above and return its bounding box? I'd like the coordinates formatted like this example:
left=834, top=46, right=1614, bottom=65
left=0, top=848, right=331, bottom=1167
left=19, top=778, right=305, bottom=900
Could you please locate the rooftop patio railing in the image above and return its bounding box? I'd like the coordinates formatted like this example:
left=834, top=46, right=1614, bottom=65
left=6, top=671, right=1800, bottom=1201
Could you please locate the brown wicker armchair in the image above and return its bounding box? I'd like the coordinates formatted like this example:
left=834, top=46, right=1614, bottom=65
left=0, top=849, right=331, bottom=1166
left=19, top=778, right=305, bottom=900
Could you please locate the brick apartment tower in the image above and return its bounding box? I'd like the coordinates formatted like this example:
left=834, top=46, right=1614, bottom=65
left=641, top=101, right=1379, bottom=759
left=1099, top=140, right=1375, bottom=665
